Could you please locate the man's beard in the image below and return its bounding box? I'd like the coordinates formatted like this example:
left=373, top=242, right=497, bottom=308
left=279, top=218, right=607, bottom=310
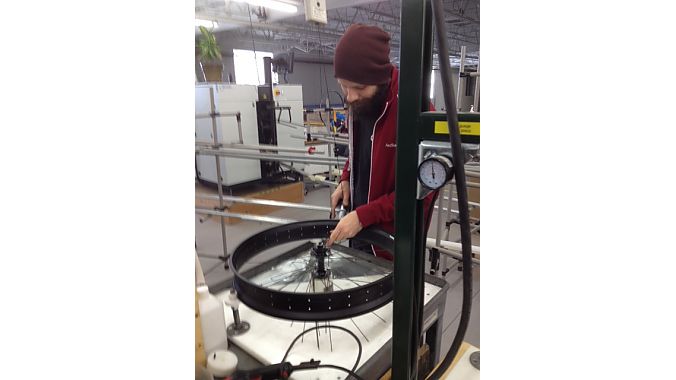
left=349, top=82, right=390, bottom=120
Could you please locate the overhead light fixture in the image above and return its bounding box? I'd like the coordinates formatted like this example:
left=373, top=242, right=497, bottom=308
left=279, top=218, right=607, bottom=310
left=232, top=0, right=297, bottom=13
left=195, top=19, right=219, bottom=28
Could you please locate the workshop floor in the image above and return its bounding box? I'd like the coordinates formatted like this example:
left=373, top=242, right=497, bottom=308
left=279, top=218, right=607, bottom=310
left=196, top=185, right=480, bottom=355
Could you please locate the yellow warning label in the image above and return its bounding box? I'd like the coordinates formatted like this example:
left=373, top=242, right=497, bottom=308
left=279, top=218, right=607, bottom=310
left=434, top=121, right=480, bottom=136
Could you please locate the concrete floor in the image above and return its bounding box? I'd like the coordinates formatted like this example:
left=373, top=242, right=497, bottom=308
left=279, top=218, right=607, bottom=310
left=196, top=184, right=480, bottom=361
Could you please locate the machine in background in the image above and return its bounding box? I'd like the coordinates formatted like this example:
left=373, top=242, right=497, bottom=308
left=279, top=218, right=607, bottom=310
left=195, top=81, right=307, bottom=187
left=195, top=84, right=261, bottom=186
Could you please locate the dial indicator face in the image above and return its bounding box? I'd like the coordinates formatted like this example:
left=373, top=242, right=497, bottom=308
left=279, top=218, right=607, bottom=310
left=418, top=156, right=451, bottom=190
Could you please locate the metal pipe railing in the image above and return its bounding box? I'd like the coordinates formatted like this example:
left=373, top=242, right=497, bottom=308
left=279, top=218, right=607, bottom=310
left=449, top=180, right=480, bottom=189
left=426, top=239, right=480, bottom=265
left=195, top=208, right=295, bottom=225
left=433, top=205, right=480, bottom=222
left=279, top=163, right=339, bottom=188
left=195, top=141, right=325, bottom=155
left=313, top=137, right=350, bottom=146
left=196, top=194, right=331, bottom=213
left=276, top=120, right=306, bottom=130
left=308, top=131, right=349, bottom=139
left=196, top=147, right=347, bottom=166
left=196, top=111, right=243, bottom=144
left=195, top=112, right=240, bottom=119
left=207, top=88, right=229, bottom=259
left=440, top=196, right=480, bottom=208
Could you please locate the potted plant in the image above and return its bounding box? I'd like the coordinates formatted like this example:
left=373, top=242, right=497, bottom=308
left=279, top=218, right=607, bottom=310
left=197, top=25, right=223, bottom=82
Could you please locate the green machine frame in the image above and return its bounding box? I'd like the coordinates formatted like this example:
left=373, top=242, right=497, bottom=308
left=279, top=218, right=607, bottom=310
left=393, top=0, right=479, bottom=379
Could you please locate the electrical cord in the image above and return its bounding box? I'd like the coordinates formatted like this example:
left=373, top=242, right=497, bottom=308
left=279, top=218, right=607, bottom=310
left=425, top=0, right=475, bottom=378
left=330, top=90, right=345, bottom=105
left=318, top=24, right=332, bottom=108
left=281, top=325, right=362, bottom=379
left=315, top=25, right=326, bottom=107
left=318, top=111, right=326, bottom=128
left=317, top=23, right=343, bottom=108
left=318, top=65, right=325, bottom=105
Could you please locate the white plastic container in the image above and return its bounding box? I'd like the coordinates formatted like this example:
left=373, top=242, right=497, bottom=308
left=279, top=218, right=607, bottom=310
left=207, top=350, right=238, bottom=378
left=197, top=285, right=228, bottom=354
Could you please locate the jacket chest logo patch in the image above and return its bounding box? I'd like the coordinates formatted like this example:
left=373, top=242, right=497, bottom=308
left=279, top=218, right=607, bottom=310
left=385, top=143, right=397, bottom=148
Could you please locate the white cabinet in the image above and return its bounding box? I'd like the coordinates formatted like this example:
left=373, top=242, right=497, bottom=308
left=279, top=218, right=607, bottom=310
left=195, top=84, right=262, bottom=186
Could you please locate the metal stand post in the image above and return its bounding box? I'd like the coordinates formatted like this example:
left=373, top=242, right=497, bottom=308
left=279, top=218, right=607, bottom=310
left=431, top=184, right=447, bottom=276
left=393, top=0, right=433, bottom=378
left=456, top=46, right=467, bottom=112
left=225, top=290, right=250, bottom=336
left=326, top=109, right=337, bottom=201
left=473, top=57, right=480, bottom=112
left=208, top=87, right=229, bottom=264
left=455, top=46, right=481, bottom=113
left=440, top=186, right=451, bottom=276
left=442, top=185, right=459, bottom=275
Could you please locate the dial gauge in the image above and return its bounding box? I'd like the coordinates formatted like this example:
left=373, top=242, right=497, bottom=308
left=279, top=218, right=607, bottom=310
left=418, top=154, right=453, bottom=190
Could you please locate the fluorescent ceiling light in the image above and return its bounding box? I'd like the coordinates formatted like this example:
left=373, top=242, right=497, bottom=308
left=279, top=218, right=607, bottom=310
left=195, top=19, right=219, bottom=28
left=232, top=0, right=297, bottom=13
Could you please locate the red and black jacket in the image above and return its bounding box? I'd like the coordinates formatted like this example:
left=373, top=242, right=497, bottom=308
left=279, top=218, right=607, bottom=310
left=341, top=67, right=438, bottom=260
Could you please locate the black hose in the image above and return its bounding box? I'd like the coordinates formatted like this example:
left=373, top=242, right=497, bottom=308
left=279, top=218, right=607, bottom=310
left=426, top=0, right=475, bottom=377
left=281, top=325, right=362, bottom=377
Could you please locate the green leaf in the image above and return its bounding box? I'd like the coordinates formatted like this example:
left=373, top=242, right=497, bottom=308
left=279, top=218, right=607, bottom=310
left=196, top=24, right=222, bottom=63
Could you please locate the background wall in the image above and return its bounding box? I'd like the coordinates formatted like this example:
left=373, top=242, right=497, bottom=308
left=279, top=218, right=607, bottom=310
left=284, top=61, right=342, bottom=109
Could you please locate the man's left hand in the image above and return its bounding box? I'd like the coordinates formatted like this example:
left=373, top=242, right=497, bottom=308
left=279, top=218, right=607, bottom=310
left=327, top=211, right=363, bottom=247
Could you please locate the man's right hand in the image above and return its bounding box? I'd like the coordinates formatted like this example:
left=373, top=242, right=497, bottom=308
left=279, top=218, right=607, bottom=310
left=330, top=180, right=350, bottom=218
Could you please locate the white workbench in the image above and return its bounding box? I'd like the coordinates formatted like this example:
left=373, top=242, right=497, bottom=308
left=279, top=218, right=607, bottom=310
left=216, top=279, right=446, bottom=380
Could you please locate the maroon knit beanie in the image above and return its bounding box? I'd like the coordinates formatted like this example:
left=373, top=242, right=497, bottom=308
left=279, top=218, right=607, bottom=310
left=334, top=24, right=393, bottom=85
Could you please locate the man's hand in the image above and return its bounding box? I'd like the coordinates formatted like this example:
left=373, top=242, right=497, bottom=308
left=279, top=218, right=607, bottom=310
left=327, top=211, right=363, bottom=247
left=330, top=180, right=350, bottom=218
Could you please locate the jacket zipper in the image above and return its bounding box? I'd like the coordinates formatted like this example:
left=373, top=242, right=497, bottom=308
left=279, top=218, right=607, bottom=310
left=366, top=101, right=390, bottom=256
left=367, top=101, right=390, bottom=204
left=348, top=109, right=354, bottom=210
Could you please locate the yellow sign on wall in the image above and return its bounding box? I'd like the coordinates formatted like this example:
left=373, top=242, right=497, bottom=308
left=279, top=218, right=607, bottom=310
left=434, top=121, right=480, bottom=136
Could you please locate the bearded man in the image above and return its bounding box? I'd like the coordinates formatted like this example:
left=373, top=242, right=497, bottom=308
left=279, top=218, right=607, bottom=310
left=327, top=24, right=438, bottom=260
